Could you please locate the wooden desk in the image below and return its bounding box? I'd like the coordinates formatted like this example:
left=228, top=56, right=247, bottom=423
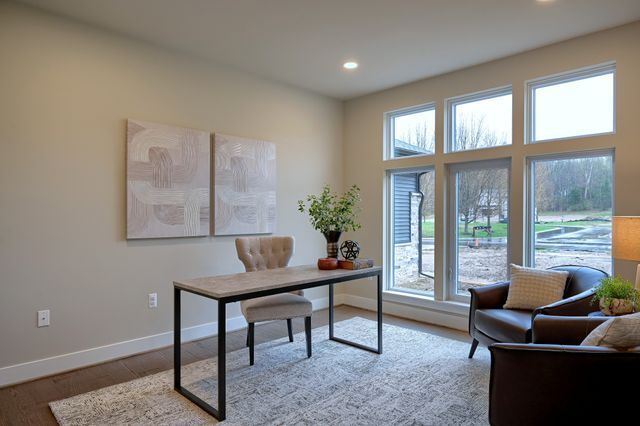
left=173, top=265, right=383, bottom=421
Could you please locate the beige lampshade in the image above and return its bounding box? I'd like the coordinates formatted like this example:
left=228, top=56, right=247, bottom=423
left=612, top=216, right=640, bottom=261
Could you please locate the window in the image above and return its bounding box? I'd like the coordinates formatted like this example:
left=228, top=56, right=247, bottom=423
left=389, top=169, right=435, bottom=295
left=386, top=104, right=435, bottom=159
left=528, top=152, right=613, bottom=274
left=528, top=64, right=615, bottom=143
left=381, top=61, right=617, bottom=310
left=448, top=160, right=510, bottom=299
left=447, top=87, right=512, bottom=152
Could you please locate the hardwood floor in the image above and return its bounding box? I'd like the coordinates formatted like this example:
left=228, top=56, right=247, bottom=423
left=0, top=306, right=468, bottom=425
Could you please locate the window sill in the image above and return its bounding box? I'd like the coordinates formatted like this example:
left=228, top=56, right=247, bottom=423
left=393, top=242, right=413, bottom=248
left=527, top=130, right=615, bottom=145
left=383, top=290, right=469, bottom=316
left=384, top=152, right=436, bottom=162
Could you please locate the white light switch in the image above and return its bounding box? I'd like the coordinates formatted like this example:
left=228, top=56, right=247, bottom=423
left=38, top=310, right=50, bottom=327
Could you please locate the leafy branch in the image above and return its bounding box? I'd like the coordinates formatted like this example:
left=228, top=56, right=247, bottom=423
left=297, top=185, right=362, bottom=233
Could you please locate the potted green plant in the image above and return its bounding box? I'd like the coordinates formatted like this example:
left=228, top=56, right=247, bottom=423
left=592, top=276, right=640, bottom=316
left=298, top=184, right=361, bottom=258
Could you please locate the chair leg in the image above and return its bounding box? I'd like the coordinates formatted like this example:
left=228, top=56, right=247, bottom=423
left=246, top=326, right=250, bottom=347
left=287, top=318, right=294, bottom=342
left=305, top=316, right=312, bottom=358
left=468, top=338, right=479, bottom=359
left=248, top=322, right=255, bottom=366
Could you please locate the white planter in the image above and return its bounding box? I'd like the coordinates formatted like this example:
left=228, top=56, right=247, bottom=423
left=599, top=298, right=634, bottom=316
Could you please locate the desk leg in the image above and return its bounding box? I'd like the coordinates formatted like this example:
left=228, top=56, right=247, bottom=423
left=174, top=288, right=225, bottom=420
left=377, top=272, right=383, bottom=354
left=329, top=283, right=334, bottom=339
left=217, top=301, right=226, bottom=420
left=174, top=287, right=181, bottom=389
left=329, top=272, right=382, bottom=354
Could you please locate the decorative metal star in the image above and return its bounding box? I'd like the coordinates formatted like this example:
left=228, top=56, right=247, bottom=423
left=340, top=240, right=360, bottom=260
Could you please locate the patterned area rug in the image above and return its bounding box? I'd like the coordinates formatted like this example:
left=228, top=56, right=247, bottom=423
left=50, top=318, right=490, bottom=425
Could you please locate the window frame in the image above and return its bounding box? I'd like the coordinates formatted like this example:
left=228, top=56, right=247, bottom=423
left=525, top=149, right=615, bottom=272
left=445, top=85, right=513, bottom=154
left=525, top=62, right=616, bottom=144
left=384, top=102, right=436, bottom=160
left=447, top=158, right=512, bottom=302
left=379, top=61, right=619, bottom=312
left=385, top=166, right=436, bottom=297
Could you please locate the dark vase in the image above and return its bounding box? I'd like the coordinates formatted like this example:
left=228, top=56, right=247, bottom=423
left=323, top=231, right=342, bottom=258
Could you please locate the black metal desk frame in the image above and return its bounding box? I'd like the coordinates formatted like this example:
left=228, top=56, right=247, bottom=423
left=174, top=267, right=383, bottom=421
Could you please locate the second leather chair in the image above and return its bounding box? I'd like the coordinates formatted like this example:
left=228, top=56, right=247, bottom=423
left=468, top=265, right=608, bottom=358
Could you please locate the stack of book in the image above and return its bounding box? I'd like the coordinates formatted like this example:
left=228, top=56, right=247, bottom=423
left=338, top=258, right=374, bottom=270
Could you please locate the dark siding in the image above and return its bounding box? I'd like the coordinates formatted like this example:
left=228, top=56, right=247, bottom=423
left=394, top=174, right=418, bottom=244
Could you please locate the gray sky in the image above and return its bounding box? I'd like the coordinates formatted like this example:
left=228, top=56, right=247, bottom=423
left=393, top=72, right=613, bottom=149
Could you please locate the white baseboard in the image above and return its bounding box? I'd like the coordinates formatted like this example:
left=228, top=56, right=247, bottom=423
left=0, top=296, right=337, bottom=388
left=0, top=316, right=247, bottom=388
left=340, top=294, right=468, bottom=331
left=0, top=292, right=460, bottom=388
left=312, top=295, right=333, bottom=310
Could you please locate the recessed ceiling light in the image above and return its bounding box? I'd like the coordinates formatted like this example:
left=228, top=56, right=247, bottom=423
left=343, top=61, right=358, bottom=70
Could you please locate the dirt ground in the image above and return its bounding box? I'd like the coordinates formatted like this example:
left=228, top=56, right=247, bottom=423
left=394, top=246, right=611, bottom=294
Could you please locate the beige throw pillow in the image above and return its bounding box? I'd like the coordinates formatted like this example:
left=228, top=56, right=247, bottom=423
left=503, top=264, right=569, bottom=310
left=581, top=312, right=640, bottom=349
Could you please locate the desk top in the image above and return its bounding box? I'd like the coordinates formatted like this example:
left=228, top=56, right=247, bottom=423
left=174, top=265, right=382, bottom=300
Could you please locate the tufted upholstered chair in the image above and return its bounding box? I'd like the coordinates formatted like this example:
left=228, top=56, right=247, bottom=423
left=235, top=236, right=312, bottom=365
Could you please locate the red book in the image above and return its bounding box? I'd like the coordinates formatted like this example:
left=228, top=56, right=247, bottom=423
left=338, top=259, right=374, bottom=270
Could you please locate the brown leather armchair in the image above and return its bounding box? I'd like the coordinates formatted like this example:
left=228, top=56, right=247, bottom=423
left=489, top=315, right=640, bottom=426
left=468, top=265, right=608, bottom=358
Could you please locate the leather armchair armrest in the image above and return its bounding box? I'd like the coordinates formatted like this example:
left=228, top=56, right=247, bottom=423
left=468, top=281, right=510, bottom=338
left=533, top=288, right=597, bottom=317
left=490, top=342, right=626, bottom=354
left=468, top=281, right=510, bottom=310
left=532, top=314, right=610, bottom=345
left=489, top=343, right=640, bottom=426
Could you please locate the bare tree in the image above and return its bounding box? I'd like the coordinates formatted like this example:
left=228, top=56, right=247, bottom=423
left=399, top=119, right=435, bottom=153
left=455, top=116, right=508, bottom=234
left=419, top=171, right=435, bottom=217
left=459, top=169, right=490, bottom=234
left=535, top=157, right=611, bottom=216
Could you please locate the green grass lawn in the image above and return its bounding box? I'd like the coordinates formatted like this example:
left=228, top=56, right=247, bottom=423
left=418, top=210, right=611, bottom=239
left=542, top=220, right=610, bottom=228
left=421, top=221, right=512, bottom=238
left=420, top=219, right=609, bottom=239
left=538, top=210, right=610, bottom=218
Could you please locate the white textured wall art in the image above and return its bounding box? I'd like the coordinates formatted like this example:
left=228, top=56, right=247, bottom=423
left=127, top=119, right=210, bottom=239
left=214, top=133, right=276, bottom=235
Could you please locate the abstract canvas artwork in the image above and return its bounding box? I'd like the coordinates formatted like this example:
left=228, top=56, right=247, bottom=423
left=214, top=133, right=276, bottom=235
left=127, top=119, right=210, bottom=239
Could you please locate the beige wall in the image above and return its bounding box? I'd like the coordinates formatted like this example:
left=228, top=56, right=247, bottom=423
left=0, top=2, right=343, bottom=368
left=342, top=22, right=640, bottom=307
left=2, top=0, right=640, bottom=375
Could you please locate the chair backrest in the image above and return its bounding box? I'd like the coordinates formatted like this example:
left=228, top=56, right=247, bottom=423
left=235, top=236, right=294, bottom=272
left=549, top=265, right=609, bottom=297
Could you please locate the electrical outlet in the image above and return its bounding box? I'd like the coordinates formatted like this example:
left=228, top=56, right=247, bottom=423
left=148, top=293, right=158, bottom=308
left=37, top=310, right=50, bottom=327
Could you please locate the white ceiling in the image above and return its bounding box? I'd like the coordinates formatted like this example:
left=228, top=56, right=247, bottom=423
left=18, top=0, right=640, bottom=99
